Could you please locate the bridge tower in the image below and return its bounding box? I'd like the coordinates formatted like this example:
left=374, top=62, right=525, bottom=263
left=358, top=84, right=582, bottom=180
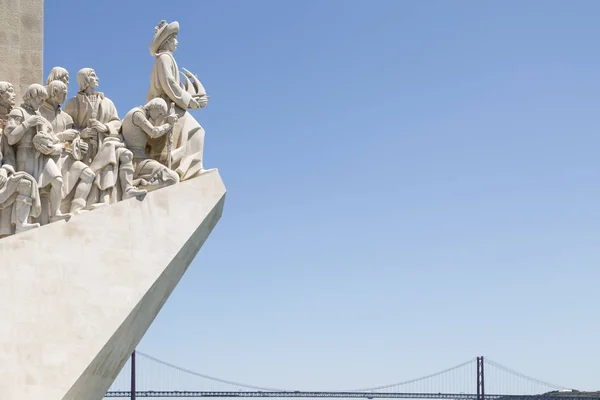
left=131, top=351, right=136, bottom=400
left=477, top=356, right=485, bottom=400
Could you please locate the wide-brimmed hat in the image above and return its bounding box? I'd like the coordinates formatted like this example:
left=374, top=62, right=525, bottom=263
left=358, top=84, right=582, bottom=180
left=149, top=20, right=179, bottom=57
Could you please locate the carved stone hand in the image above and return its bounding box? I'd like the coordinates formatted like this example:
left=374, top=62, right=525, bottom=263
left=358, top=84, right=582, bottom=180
left=52, top=143, right=64, bottom=155
left=80, top=127, right=96, bottom=139
left=188, top=97, right=201, bottom=110
left=59, top=129, right=78, bottom=141
left=194, top=95, right=208, bottom=109
left=89, top=119, right=108, bottom=133
left=78, top=141, right=89, bottom=153
left=2, top=164, right=15, bottom=176
left=167, top=114, right=178, bottom=126
left=26, top=115, right=45, bottom=127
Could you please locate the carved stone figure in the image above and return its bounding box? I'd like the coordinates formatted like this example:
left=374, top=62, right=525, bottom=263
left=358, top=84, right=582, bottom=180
left=3, top=84, right=69, bottom=224
left=0, top=81, right=18, bottom=168
left=0, top=81, right=41, bottom=235
left=0, top=82, right=16, bottom=120
left=65, top=68, right=146, bottom=207
left=147, top=20, right=213, bottom=181
left=0, top=22, right=222, bottom=240
left=121, top=98, right=180, bottom=192
left=0, top=161, right=42, bottom=235
left=46, top=66, right=69, bottom=86
left=40, top=79, right=95, bottom=215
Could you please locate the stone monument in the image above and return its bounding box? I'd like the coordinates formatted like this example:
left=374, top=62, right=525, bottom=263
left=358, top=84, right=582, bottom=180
left=0, top=13, right=225, bottom=400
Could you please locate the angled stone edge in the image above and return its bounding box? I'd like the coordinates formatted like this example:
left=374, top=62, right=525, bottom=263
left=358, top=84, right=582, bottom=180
left=0, top=170, right=226, bottom=400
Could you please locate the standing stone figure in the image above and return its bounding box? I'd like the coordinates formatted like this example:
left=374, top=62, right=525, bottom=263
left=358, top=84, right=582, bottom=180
left=147, top=20, right=212, bottom=181
left=4, top=84, right=69, bottom=223
left=65, top=68, right=146, bottom=207
left=0, top=81, right=18, bottom=169
left=40, top=80, right=94, bottom=215
left=0, top=82, right=17, bottom=121
left=121, top=98, right=180, bottom=192
left=0, top=81, right=41, bottom=235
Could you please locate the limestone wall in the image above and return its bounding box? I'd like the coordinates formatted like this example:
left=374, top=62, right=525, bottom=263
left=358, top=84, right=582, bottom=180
left=0, top=0, right=43, bottom=100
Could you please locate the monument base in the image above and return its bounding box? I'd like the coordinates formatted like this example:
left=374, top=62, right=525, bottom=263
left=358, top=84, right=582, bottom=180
left=0, top=170, right=226, bottom=400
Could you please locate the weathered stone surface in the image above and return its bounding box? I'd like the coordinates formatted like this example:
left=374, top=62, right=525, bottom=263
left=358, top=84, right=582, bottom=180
left=0, top=13, right=224, bottom=399
left=0, top=170, right=226, bottom=400
left=0, top=0, right=43, bottom=100
left=0, top=19, right=215, bottom=238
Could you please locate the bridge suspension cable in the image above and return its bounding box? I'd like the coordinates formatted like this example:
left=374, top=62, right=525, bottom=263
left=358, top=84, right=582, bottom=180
left=485, top=358, right=565, bottom=390
left=345, top=359, right=474, bottom=392
left=136, top=351, right=475, bottom=393
left=136, top=351, right=286, bottom=392
left=124, top=352, right=570, bottom=396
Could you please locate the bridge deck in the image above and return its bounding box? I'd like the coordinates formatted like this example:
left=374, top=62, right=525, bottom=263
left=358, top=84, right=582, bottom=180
left=104, top=391, right=600, bottom=400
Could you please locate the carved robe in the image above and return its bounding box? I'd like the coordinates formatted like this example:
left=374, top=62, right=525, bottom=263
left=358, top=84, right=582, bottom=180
left=64, top=92, right=127, bottom=205
left=0, top=106, right=46, bottom=233
left=64, top=92, right=121, bottom=163
left=4, top=105, right=62, bottom=188
left=147, top=51, right=207, bottom=181
left=39, top=102, right=93, bottom=208
left=0, top=106, right=41, bottom=236
left=0, top=166, right=42, bottom=236
left=0, top=104, right=16, bottom=234
left=0, top=104, right=16, bottom=168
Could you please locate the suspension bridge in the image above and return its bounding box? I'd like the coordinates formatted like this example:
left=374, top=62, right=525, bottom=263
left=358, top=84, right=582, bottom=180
left=104, top=353, right=598, bottom=400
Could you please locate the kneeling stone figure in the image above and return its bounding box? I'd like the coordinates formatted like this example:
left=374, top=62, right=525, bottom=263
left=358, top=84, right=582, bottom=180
left=121, top=98, right=179, bottom=192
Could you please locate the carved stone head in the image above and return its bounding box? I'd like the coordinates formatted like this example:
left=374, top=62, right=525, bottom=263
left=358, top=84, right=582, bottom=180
left=161, top=34, right=178, bottom=53
left=145, top=98, right=168, bottom=124
left=76, top=68, right=99, bottom=92
left=46, top=80, right=68, bottom=106
left=46, top=67, right=69, bottom=86
left=0, top=82, right=16, bottom=108
left=22, top=84, right=48, bottom=109
left=150, top=20, right=179, bottom=56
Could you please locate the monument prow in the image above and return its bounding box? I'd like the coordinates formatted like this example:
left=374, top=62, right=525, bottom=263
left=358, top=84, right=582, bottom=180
left=0, top=15, right=224, bottom=399
left=0, top=170, right=226, bottom=400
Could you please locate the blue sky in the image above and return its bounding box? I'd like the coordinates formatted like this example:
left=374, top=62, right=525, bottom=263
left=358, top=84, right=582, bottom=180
left=46, top=0, right=599, bottom=393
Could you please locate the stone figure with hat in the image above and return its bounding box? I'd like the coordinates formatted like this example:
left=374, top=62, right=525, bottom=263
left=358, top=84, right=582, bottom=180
left=146, top=20, right=214, bottom=181
left=0, top=19, right=221, bottom=239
